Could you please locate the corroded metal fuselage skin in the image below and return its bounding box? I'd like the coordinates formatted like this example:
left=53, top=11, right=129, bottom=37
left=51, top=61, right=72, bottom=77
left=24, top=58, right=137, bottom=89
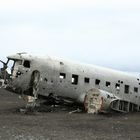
left=4, top=53, right=140, bottom=113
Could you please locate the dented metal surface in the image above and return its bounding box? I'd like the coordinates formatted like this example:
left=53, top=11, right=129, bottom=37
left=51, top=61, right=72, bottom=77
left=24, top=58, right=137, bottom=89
left=84, top=88, right=118, bottom=114
left=0, top=53, right=140, bottom=114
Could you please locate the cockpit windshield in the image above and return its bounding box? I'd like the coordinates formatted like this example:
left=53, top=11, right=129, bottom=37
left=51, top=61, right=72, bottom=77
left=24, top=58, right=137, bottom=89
left=7, top=59, right=22, bottom=75
left=7, top=60, right=14, bottom=74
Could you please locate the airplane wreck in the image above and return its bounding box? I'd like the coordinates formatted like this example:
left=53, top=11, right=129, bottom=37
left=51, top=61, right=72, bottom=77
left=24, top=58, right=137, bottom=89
left=0, top=53, right=140, bottom=114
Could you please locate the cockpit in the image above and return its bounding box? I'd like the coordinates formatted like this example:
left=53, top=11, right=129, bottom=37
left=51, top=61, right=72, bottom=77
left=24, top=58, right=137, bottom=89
left=6, top=59, right=23, bottom=77
left=0, top=53, right=31, bottom=82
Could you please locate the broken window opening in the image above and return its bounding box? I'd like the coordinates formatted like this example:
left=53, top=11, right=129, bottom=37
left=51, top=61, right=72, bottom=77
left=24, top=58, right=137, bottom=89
left=134, top=87, right=138, bottom=93
left=7, top=59, right=22, bottom=78
left=23, top=60, right=30, bottom=68
left=44, top=78, right=48, bottom=82
left=7, top=60, right=15, bottom=74
left=60, top=62, right=64, bottom=65
left=59, top=73, right=66, bottom=79
left=125, top=85, right=129, bottom=94
left=72, top=74, right=78, bottom=85
left=115, top=83, right=120, bottom=90
left=84, top=77, right=90, bottom=83
left=95, top=79, right=100, bottom=85
left=106, top=81, right=111, bottom=87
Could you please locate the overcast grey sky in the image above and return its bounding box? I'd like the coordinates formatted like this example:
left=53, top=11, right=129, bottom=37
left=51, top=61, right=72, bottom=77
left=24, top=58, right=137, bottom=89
left=0, top=0, right=140, bottom=71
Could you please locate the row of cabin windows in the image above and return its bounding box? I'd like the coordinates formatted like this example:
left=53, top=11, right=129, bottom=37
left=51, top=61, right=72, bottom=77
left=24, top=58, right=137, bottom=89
left=95, top=79, right=139, bottom=94
left=59, top=73, right=139, bottom=93
left=59, top=73, right=90, bottom=85
left=60, top=73, right=89, bottom=85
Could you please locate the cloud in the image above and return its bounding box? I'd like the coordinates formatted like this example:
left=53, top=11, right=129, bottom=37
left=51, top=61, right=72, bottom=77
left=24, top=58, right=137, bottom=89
left=0, top=0, right=140, bottom=71
left=1, top=0, right=140, bottom=14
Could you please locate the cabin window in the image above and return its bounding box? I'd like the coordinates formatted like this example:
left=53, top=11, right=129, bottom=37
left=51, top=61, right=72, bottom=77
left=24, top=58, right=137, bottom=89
left=106, top=81, right=111, bottom=87
left=115, top=83, right=120, bottom=90
left=134, top=87, right=138, bottom=93
left=23, top=60, right=30, bottom=68
left=60, top=62, right=64, bottom=65
left=95, top=79, right=100, bottom=85
left=44, top=78, right=48, bottom=82
left=84, top=77, right=90, bottom=83
left=59, top=73, right=66, bottom=79
left=72, top=74, right=78, bottom=85
left=125, top=85, right=129, bottom=94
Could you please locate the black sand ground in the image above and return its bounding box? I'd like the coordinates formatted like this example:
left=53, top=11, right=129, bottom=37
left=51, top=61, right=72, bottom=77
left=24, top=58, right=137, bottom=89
left=0, top=88, right=140, bottom=140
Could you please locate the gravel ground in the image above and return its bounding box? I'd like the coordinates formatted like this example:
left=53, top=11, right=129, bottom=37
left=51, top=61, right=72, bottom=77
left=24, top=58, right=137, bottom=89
left=0, top=88, right=140, bottom=140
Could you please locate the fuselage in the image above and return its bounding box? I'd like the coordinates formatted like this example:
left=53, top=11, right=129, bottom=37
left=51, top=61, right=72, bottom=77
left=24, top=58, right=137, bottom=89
left=5, top=54, right=140, bottom=107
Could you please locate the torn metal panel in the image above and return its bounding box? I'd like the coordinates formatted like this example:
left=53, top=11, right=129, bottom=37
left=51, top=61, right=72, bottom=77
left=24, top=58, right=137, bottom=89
left=111, top=99, right=140, bottom=113
left=84, top=88, right=118, bottom=114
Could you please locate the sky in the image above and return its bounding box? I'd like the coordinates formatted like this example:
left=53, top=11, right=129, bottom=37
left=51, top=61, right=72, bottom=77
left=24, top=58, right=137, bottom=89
left=0, top=0, right=140, bottom=72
